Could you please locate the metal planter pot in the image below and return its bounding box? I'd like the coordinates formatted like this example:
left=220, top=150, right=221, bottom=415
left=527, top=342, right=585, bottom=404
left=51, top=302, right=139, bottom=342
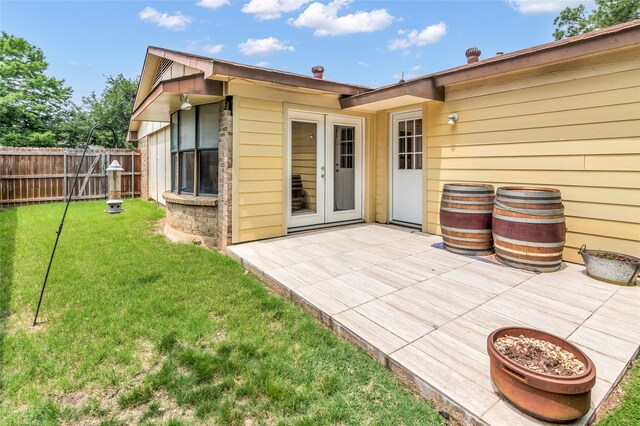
left=487, top=327, right=596, bottom=423
left=579, top=245, right=640, bottom=286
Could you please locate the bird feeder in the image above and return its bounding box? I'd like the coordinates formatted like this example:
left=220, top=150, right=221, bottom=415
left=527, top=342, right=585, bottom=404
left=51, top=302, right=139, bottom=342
left=105, top=159, right=124, bottom=214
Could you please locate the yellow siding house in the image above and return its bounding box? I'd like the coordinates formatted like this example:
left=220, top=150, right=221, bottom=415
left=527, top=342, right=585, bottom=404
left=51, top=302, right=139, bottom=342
left=129, top=20, right=640, bottom=264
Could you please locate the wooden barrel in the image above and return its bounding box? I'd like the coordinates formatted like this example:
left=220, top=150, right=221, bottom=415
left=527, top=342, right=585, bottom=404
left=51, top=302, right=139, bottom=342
left=492, top=187, right=566, bottom=272
left=440, top=183, right=495, bottom=256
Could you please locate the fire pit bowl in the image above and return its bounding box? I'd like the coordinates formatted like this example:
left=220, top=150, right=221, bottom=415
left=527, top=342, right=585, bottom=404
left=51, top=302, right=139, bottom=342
left=487, top=327, right=596, bottom=423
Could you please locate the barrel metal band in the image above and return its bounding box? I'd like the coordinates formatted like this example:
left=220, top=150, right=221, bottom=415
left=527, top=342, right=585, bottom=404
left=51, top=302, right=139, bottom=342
left=441, top=199, right=495, bottom=205
left=443, top=234, right=492, bottom=242
left=493, top=201, right=565, bottom=217
left=496, top=189, right=560, bottom=198
left=493, top=234, right=565, bottom=248
left=492, top=213, right=565, bottom=224
left=496, top=257, right=560, bottom=272
left=445, top=241, right=493, bottom=249
left=494, top=251, right=561, bottom=265
left=441, top=225, right=492, bottom=234
left=442, top=207, right=493, bottom=214
left=443, top=192, right=494, bottom=198
left=444, top=185, right=494, bottom=192
left=495, top=196, right=562, bottom=205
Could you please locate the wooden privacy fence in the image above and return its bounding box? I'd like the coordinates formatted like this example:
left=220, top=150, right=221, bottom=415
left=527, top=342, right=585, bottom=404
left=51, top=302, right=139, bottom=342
left=0, top=147, right=141, bottom=207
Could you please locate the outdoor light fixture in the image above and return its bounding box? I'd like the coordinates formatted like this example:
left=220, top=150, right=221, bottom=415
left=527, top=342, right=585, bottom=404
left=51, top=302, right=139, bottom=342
left=448, top=113, right=459, bottom=125
left=105, top=160, right=124, bottom=214
left=33, top=124, right=118, bottom=327
left=180, top=94, right=192, bottom=111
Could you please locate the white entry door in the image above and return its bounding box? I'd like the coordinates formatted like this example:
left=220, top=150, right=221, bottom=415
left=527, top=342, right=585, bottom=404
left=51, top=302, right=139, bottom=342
left=391, top=110, right=423, bottom=226
left=288, top=112, right=363, bottom=228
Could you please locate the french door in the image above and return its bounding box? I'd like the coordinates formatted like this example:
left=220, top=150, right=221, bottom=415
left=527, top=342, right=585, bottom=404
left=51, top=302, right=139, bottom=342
left=288, top=112, right=363, bottom=228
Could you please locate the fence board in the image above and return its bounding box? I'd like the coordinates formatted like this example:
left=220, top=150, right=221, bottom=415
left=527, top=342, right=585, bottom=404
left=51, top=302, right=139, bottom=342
left=0, top=147, right=141, bottom=207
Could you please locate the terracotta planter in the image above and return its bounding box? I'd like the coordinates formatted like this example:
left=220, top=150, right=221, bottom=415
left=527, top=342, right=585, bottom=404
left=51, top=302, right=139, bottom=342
left=487, top=327, right=596, bottom=423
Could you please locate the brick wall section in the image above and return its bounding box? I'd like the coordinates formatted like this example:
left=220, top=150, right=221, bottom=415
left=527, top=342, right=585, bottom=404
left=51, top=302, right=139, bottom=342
left=217, top=106, right=233, bottom=249
left=138, top=136, right=149, bottom=200
left=163, top=192, right=218, bottom=246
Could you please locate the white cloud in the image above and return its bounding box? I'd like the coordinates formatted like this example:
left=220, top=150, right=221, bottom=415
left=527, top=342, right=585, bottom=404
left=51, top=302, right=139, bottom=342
left=410, top=65, right=424, bottom=72
left=139, top=7, right=192, bottom=31
left=69, top=61, right=92, bottom=68
left=357, top=61, right=370, bottom=67
left=197, top=0, right=231, bottom=9
left=388, top=22, right=446, bottom=50
left=239, top=37, right=295, bottom=55
left=242, top=0, right=310, bottom=20
left=290, top=0, right=394, bottom=36
left=255, top=61, right=269, bottom=67
left=506, top=0, right=590, bottom=13
left=203, top=44, right=224, bottom=54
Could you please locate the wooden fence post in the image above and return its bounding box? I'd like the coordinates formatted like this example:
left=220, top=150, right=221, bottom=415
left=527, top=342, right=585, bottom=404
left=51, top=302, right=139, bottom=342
left=63, top=151, right=67, bottom=202
left=131, top=151, right=135, bottom=197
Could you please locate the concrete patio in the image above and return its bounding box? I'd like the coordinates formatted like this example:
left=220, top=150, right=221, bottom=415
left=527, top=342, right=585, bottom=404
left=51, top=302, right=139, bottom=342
left=227, top=224, right=640, bottom=425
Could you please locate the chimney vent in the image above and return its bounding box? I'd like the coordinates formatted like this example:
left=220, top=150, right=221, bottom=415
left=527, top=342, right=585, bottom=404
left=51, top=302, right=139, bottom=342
left=312, top=65, right=324, bottom=79
left=465, top=47, right=481, bottom=64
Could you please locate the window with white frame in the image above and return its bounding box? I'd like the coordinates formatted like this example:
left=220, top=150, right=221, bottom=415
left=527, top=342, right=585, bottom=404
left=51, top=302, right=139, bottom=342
left=170, top=103, right=220, bottom=195
left=397, top=118, right=423, bottom=170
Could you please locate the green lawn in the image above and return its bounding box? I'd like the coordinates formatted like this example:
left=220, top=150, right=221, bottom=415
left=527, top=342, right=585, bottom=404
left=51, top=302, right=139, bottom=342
left=0, top=200, right=444, bottom=425
left=597, top=359, right=640, bottom=426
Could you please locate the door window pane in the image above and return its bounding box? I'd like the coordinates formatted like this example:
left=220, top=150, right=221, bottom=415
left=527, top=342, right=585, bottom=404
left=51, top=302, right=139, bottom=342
left=415, top=136, right=422, bottom=154
left=198, top=103, right=219, bottom=148
left=415, top=153, right=423, bottom=169
left=334, top=125, right=355, bottom=211
left=180, top=151, right=194, bottom=193
left=406, top=120, right=414, bottom=136
left=291, top=121, right=317, bottom=215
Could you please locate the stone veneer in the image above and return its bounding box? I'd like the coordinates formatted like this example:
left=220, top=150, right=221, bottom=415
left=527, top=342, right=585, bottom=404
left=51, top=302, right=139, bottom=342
left=163, top=192, right=219, bottom=246
left=161, top=100, right=233, bottom=250
left=216, top=108, right=233, bottom=249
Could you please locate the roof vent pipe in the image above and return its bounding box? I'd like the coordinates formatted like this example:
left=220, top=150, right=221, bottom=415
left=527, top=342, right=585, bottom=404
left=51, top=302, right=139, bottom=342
left=311, top=65, right=324, bottom=79
left=465, top=47, right=481, bottom=64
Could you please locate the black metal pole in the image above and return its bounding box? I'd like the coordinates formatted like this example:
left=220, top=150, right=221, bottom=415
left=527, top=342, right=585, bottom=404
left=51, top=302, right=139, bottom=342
left=33, top=124, right=118, bottom=326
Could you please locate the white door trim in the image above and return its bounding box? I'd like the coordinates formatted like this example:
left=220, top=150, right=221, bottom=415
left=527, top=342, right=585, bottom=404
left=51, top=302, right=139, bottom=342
left=389, top=109, right=423, bottom=226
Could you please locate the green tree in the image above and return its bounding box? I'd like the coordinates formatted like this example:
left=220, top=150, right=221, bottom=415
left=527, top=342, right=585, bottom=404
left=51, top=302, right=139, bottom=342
left=0, top=32, right=73, bottom=146
left=70, top=74, right=139, bottom=148
left=553, top=0, right=640, bottom=40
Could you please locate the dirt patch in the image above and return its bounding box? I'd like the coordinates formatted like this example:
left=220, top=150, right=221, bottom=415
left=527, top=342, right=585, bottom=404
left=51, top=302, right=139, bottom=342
left=153, top=218, right=166, bottom=236
left=495, top=335, right=585, bottom=376
left=6, top=309, right=48, bottom=334
left=57, top=391, right=90, bottom=408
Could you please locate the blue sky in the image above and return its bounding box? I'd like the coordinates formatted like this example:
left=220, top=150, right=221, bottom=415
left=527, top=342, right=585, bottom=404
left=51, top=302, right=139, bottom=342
left=1, top=0, right=592, bottom=102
